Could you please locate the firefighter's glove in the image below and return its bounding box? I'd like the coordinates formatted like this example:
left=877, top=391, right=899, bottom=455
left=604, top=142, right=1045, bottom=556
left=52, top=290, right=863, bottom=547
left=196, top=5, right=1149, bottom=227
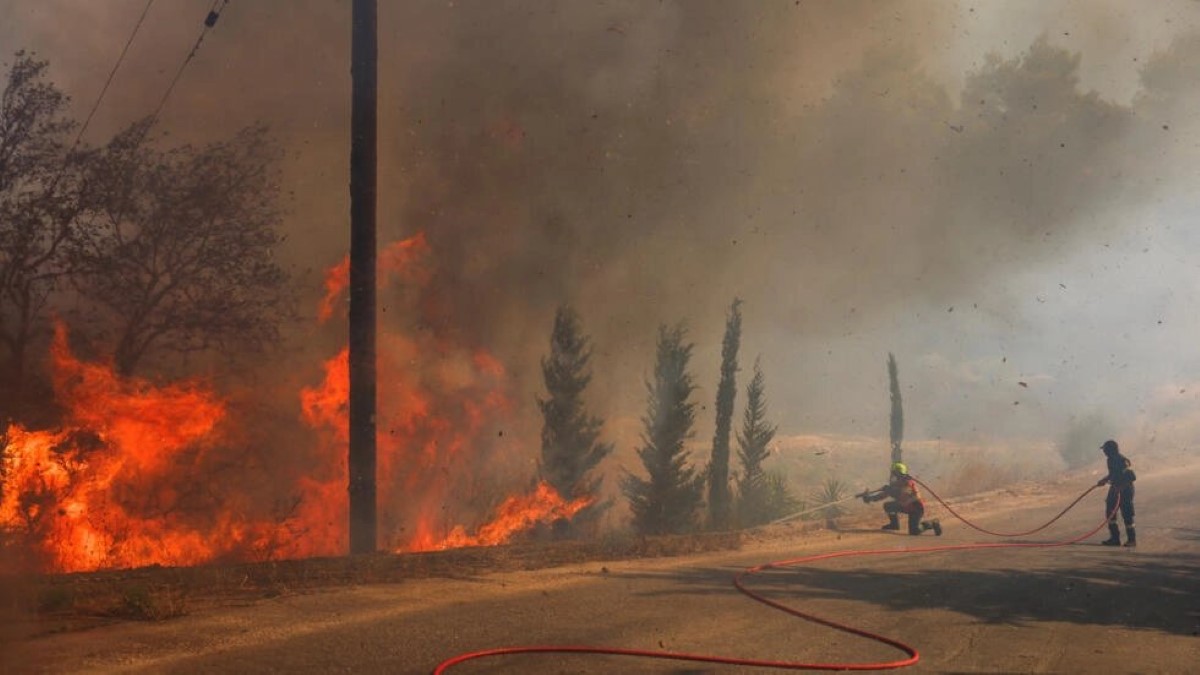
left=1095, top=478, right=1108, bottom=488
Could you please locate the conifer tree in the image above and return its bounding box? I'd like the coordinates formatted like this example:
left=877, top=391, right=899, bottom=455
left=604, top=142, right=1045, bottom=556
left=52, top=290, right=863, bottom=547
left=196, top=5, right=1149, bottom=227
left=622, top=324, right=704, bottom=535
left=736, top=358, right=777, bottom=526
left=538, top=306, right=612, bottom=508
left=706, top=299, right=741, bottom=530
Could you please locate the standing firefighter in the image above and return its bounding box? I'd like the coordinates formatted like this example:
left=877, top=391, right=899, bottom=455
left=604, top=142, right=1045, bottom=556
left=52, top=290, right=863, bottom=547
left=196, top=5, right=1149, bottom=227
left=1097, top=439, right=1137, bottom=547
left=862, top=462, right=942, bottom=536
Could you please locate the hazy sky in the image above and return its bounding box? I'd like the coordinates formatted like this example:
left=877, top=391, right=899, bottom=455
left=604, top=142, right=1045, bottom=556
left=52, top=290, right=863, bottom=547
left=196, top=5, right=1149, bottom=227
left=4, top=0, right=1200, bottom=455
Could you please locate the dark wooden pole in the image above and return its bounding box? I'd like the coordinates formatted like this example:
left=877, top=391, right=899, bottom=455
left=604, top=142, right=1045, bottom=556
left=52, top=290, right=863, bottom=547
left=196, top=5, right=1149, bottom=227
left=349, top=0, right=377, bottom=555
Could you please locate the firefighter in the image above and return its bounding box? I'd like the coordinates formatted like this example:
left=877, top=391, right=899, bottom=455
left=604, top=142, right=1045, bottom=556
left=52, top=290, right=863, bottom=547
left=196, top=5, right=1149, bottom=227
left=1097, top=439, right=1137, bottom=547
left=862, top=462, right=942, bottom=535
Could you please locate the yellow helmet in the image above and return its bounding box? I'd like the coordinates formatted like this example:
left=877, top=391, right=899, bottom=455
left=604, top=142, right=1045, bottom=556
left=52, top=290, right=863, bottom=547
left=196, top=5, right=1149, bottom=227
left=891, top=462, right=908, bottom=476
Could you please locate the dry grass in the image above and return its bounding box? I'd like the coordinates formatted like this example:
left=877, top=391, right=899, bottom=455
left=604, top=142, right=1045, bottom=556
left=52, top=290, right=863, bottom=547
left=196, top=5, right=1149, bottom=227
left=0, top=530, right=742, bottom=638
left=770, top=434, right=1063, bottom=498
left=937, top=457, right=1027, bottom=497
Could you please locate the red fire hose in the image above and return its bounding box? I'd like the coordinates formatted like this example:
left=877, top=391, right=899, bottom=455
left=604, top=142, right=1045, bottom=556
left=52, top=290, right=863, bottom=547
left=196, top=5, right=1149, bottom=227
left=432, top=482, right=1116, bottom=673
left=914, top=478, right=1101, bottom=537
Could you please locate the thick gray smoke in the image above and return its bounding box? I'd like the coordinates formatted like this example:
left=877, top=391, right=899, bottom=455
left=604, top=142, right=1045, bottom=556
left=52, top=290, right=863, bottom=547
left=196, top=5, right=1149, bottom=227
left=6, top=0, right=1200, bottom=455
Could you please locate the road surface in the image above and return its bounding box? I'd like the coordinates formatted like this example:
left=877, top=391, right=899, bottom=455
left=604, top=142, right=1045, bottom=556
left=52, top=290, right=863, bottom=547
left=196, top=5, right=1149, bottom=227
left=8, top=456, right=1199, bottom=674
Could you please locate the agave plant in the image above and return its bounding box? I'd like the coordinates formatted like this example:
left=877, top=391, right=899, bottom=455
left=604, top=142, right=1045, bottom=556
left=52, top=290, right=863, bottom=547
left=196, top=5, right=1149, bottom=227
left=809, top=476, right=849, bottom=529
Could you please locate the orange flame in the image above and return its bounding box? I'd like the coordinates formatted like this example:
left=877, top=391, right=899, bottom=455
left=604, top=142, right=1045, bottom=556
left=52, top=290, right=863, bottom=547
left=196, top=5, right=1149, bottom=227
left=302, top=231, right=545, bottom=553
left=298, top=335, right=516, bottom=552
left=1, top=231, right=585, bottom=573
left=318, top=232, right=431, bottom=322
left=413, top=483, right=592, bottom=551
left=0, top=324, right=260, bottom=572
left=317, top=257, right=349, bottom=323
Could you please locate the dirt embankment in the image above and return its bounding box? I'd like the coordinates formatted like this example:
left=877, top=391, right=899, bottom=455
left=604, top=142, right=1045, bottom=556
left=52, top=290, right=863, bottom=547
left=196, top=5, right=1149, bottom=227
left=0, top=529, right=745, bottom=641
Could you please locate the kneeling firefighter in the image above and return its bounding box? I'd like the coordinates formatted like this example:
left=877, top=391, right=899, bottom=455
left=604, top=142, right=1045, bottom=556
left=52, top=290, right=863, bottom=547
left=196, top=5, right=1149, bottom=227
left=862, top=462, right=942, bottom=536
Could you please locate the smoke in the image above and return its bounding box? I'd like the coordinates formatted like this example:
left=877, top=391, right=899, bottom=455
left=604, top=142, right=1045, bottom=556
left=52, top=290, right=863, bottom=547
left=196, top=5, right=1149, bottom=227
left=6, top=0, right=1200, bottom=457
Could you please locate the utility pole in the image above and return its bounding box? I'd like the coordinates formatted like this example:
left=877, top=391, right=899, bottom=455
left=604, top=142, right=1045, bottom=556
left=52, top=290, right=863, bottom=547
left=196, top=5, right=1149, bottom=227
left=349, top=0, right=378, bottom=555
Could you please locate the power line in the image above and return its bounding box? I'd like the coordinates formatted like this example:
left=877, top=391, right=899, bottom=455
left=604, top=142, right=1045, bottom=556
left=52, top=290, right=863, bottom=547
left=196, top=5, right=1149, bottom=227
left=10, top=1, right=156, bottom=291
left=150, top=0, right=230, bottom=122
left=72, top=0, right=156, bottom=150
left=20, top=0, right=229, bottom=271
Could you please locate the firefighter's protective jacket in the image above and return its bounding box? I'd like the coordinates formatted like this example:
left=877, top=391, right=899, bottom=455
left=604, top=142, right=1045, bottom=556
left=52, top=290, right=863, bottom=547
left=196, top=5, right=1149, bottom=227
left=1105, top=452, right=1137, bottom=488
left=882, top=474, right=925, bottom=513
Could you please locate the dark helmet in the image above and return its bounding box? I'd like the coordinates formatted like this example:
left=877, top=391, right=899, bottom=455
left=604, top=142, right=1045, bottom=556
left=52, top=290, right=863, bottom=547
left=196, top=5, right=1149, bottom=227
left=1101, top=439, right=1119, bottom=455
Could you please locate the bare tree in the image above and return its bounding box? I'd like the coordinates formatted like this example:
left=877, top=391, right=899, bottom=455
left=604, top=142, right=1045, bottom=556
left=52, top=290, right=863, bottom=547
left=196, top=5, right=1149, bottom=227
left=71, top=122, right=291, bottom=375
left=0, top=52, right=78, bottom=402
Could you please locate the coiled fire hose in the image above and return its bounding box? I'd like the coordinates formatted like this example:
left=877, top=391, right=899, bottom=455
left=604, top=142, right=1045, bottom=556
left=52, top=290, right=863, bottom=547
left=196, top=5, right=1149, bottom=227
left=431, top=481, right=1118, bottom=673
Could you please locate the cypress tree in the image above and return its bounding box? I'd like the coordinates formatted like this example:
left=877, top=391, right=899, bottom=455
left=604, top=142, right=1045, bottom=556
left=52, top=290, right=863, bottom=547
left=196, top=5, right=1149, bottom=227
left=707, top=299, right=742, bottom=530
left=888, top=352, right=904, bottom=465
left=622, top=324, right=704, bottom=535
left=538, top=306, right=613, bottom=509
left=736, top=358, right=777, bottom=526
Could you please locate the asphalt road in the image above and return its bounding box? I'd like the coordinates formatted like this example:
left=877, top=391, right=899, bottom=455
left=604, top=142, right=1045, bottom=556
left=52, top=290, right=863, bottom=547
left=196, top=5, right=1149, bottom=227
left=9, top=456, right=1200, bottom=674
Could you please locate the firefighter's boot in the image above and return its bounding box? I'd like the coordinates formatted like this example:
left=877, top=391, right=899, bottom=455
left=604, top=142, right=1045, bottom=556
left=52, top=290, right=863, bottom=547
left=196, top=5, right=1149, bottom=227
left=918, top=519, right=943, bottom=536
left=1101, top=523, right=1121, bottom=546
left=1123, top=527, right=1137, bottom=548
left=881, top=513, right=900, bottom=531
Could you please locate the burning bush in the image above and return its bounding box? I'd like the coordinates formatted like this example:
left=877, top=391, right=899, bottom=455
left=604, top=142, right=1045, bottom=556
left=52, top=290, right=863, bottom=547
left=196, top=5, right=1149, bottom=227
left=0, top=323, right=276, bottom=572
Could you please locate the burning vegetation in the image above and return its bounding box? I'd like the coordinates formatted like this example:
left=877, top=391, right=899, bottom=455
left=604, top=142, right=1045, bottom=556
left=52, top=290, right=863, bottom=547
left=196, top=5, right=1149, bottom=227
left=0, top=52, right=618, bottom=575
left=0, top=220, right=778, bottom=574
left=1, top=323, right=235, bottom=572
left=0, top=227, right=596, bottom=573
left=0, top=157, right=785, bottom=575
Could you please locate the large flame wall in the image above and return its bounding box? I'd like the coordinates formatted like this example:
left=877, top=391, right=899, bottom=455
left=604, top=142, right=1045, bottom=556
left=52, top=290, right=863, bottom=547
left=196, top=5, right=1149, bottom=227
left=0, top=234, right=586, bottom=574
